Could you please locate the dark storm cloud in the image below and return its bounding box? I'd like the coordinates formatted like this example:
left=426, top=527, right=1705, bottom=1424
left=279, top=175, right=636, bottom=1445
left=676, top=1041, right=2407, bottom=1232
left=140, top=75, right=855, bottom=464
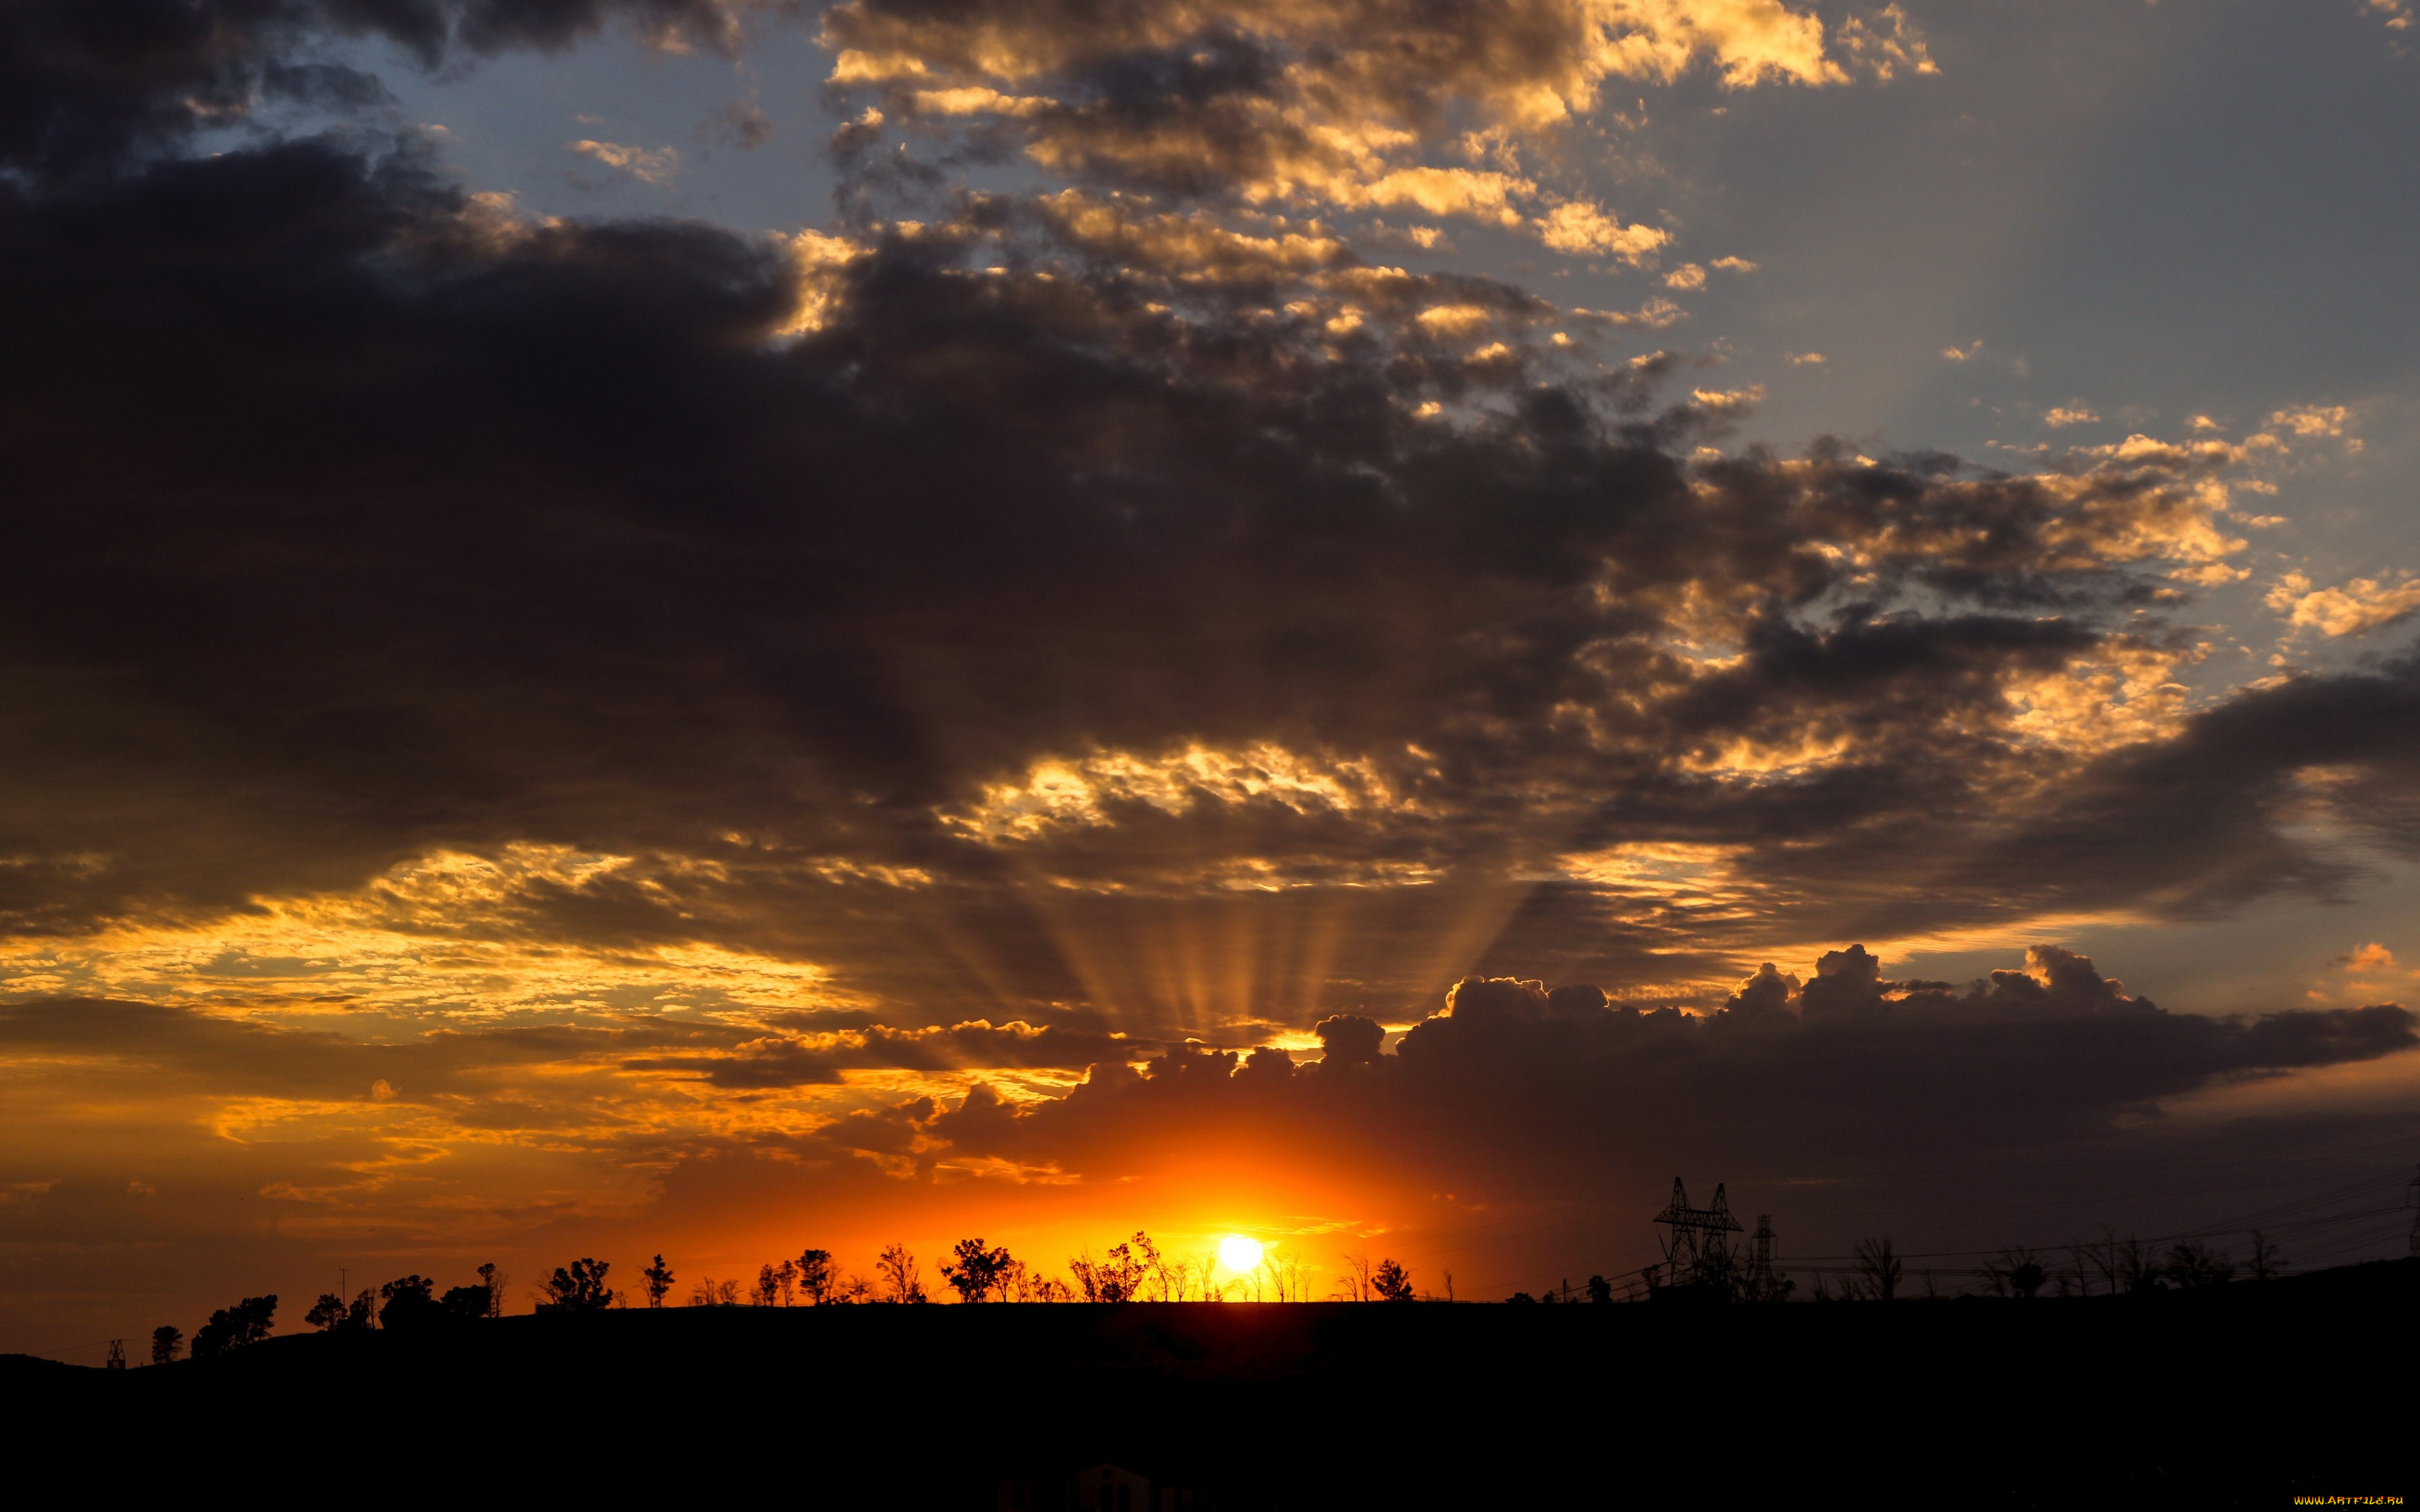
left=843, top=948, right=2417, bottom=1194
left=0, top=1, right=796, bottom=181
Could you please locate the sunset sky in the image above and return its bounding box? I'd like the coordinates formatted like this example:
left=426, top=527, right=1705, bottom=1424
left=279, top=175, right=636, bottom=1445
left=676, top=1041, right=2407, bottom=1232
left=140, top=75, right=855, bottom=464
left=5, top=0, right=2419, bottom=1356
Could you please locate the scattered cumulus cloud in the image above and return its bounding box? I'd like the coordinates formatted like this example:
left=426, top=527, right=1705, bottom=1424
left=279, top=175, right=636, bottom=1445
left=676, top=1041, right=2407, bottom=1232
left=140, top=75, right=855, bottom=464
left=2267, top=571, right=2420, bottom=638
left=568, top=139, right=681, bottom=183
left=1833, top=4, right=1938, bottom=80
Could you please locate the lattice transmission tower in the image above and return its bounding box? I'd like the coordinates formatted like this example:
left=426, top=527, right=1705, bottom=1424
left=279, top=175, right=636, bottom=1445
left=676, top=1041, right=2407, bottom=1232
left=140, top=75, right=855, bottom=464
left=1736, top=1212, right=1790, bottom=1302
left=1652, top=1178, right=1743, bottom=1293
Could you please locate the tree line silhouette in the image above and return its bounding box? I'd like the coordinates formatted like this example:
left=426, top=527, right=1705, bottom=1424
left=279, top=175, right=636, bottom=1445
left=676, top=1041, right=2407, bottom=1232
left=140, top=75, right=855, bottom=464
left=133, top=1218, right=2311, bottom=1362
left=1800, top=1228, right=2286, bottom=1301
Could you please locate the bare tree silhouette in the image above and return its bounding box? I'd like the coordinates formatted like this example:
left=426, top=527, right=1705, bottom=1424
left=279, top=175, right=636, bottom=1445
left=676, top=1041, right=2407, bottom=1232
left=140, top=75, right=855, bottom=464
left=478, top=1263, right=507, bottom=1319
left=2248, top=1230, right=2287, bottom=1282
left=2119, top=1235, right=2161, bottom=1294
left=2165, top=1240, right=2235, bottom=1288
left=2075, top=1231, right=2120, bottom=1297
left=688, top=1276, right=741, bottom=1306
left=1851, top=1236, right=1902, bottom=1302
left=876, top=1242, right=927, bottom=1304
left=1069, top=1242, right=1142, bottom=1303
left=994, top=1254, right=1032, bottom=1301
left=1334, top=1252, right=1375, bottom=1302
left=1258, top=1252, right=1310, bottom=1302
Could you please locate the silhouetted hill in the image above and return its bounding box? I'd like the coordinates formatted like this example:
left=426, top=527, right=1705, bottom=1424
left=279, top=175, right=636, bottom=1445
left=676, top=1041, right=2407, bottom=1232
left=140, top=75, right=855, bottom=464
left=8, top=1260, right=2411, bottom=1507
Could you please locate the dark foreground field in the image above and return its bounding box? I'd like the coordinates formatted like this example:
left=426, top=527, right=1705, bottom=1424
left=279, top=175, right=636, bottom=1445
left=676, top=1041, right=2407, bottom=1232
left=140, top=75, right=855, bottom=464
left=6, top=1261, right=2412, bottom=1508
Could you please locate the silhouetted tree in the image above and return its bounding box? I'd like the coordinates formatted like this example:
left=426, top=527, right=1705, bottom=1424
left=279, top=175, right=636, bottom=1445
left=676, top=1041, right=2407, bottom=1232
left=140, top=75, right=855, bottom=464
left=1586, top=1275, right=1612, bottom=1305
left=2248, top=1230, right=2286, bottom=1282
left=688, top=1276, right=741, bottom=1306
left=150, top=1326, right=182, bottom=1365
left=774, top=1258, right=797, bottom=1305
left=305, top=1293, right=353, bottom=1331
left=1372, top=1260, right=1416, bottom=1302
left=996, top=1255, right=1033, bottom=1301
left=941, top=1239, right=1013, bottom=1303
left=642, top=1254, right=675, bottom=1309
left=192, top=1294, right=277, bottom=1357
left=752, top=1263, right=780, bottom=1307
left=1334, top=1252, right=1375, bottom=1301
left=1851, top=1236, right=1902, bottom=1301
left=439, top=1284, right=491, bottom=1319
left=477, top=1263, right=506, bottom=1319
left=2009, top=1257, right=2046, bottom=1299
left=1070, top=1243, right=1143, bottom=1303
left=876, top=1242, right=927, bottom=1304
left=2164, top=1240, right=2235, bottom=1288
left=2071, top=1230, right=2121, bottom=1296
left=1133, top=1232, right=1190, bottom=1301
left=541, top=1257, right=614, bottom=1311
left=378, top=1275, right=440, bottom=1330
left=2118, top=1235, right=2163, bottom=1294
left=1505, top=1291, right=1537, bottom=1304
left=1983, top=1247, right=2045, bottom=1299
left=797, top=1248, right=835, bottom=1305
left=1258, top=1252, right=1310, bottom=1302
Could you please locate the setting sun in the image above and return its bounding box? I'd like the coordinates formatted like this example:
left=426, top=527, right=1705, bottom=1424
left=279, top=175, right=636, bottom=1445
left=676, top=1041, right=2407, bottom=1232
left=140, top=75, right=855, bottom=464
left=1217, top=1235, right=1264, bottom=1273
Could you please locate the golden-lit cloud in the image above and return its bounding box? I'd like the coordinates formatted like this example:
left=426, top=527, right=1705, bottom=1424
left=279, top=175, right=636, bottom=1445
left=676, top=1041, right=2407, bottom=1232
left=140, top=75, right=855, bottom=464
left=2266, top=570, right=2420, bottom=638
left=817, top=0, right=1905, bottom=260
left=1831, top=3, right=1935, bottom=80
left=941, top=744, right=1412, bottom=844
left=0, top=844, right=853, bottom=1024
left=567, top=139, right=681, bottom=183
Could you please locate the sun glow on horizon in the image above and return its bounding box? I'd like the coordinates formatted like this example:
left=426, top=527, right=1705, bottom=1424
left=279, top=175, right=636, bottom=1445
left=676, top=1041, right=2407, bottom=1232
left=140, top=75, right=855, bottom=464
left=1216, top=1233, right=1264, bottom=1273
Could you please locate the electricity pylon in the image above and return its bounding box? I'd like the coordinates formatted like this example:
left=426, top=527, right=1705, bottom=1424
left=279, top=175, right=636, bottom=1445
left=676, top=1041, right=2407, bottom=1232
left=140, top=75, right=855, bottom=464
left=1653, top=1178, right=1744, bottom=1293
